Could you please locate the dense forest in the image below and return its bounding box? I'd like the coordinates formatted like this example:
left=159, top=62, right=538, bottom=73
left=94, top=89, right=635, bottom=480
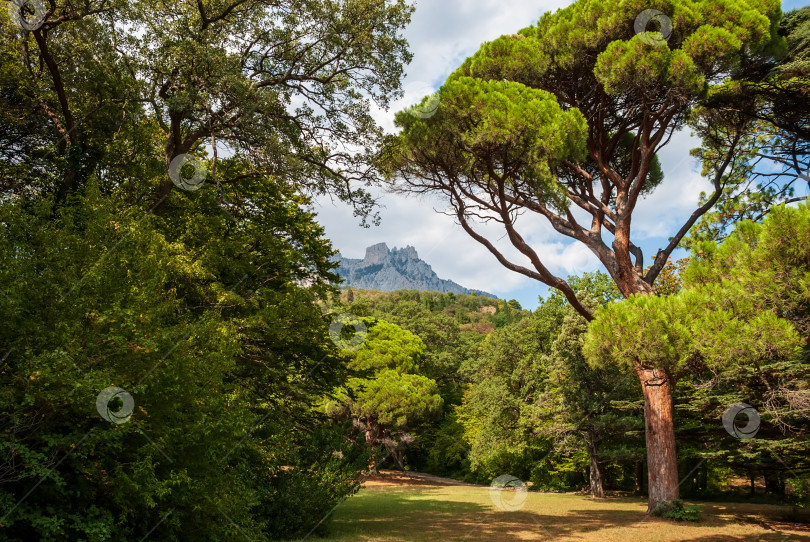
left=0, top=0, right=808, bottom=539
left=327, top=224, right=810, bottom=503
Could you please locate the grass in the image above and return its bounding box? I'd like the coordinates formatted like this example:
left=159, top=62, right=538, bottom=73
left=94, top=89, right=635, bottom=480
left=314, top=474, right=810, bottom=541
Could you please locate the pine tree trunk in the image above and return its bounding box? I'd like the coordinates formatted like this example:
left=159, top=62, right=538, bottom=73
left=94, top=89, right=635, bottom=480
left=584, top=431, right=605, bottom=498
left=764, top=469, right=785, bottom=497
left=636, top=366, right=679, bottom=513
left=634, top=460, right=645, bottom=495
left=698, top=462, right=708, bottom=494
left=394, top=448, right=404, bottom=470
left=365, top=418, right=381, bottom=473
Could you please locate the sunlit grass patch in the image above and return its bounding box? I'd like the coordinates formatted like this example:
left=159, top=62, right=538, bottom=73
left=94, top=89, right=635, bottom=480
left=317, top=479, right=810, bottom=541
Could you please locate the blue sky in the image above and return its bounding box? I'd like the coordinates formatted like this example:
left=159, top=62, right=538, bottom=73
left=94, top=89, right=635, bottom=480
left=314, top=0, right=810, bottom=310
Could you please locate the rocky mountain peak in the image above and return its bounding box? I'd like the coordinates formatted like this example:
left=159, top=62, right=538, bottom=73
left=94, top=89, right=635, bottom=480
left=363, top=242, right=391, bottom=265
left=393, top=245, right=419, bottom=261
left=334, top=244, right=495, bottom=298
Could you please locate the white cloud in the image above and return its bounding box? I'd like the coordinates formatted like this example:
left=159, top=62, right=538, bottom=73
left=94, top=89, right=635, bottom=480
left=633, top=129, right=712, bottom=241
left=370, top=0, right=570, bottom=134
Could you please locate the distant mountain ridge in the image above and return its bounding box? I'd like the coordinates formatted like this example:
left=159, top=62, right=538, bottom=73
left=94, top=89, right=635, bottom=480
left=334, top=243, right=496, bottom=298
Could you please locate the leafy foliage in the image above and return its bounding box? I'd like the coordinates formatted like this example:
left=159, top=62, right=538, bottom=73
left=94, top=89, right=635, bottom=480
left=0, top=0, right=413, bottom=219
left=652, top=499, right=702, bottom=522
left=0, top=184, right=372, bottom=540
left=324, top=318, right=443, bottom=469
left=329, top=289, right=526, bottom=475
left=683, top=6, right=810, bottom=247
left=459, top=273, right=643, bottom=493
left=0, top=0, right=413, bottom=537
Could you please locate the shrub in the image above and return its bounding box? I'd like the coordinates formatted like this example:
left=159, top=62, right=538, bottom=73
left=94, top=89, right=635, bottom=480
left=652, top=499, right=702, bottom=522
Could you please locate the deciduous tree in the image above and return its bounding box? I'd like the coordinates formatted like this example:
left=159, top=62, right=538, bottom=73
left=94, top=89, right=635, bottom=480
left=1, top=0, right=413, bottom=218
left=324, top=319, right=443, bottom=469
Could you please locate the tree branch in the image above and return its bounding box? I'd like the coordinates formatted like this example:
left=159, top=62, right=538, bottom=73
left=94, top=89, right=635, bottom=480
left=645, top=131, right=741, bottom=284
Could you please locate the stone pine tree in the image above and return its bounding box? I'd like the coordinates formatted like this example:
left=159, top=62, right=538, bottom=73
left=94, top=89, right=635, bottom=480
left=584, top=201, right=807, bottom=509
left=385, top=0, right=784, bottom=512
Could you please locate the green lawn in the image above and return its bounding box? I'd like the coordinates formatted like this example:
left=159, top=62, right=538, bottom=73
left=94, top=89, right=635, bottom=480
left=317, top=477, right=810, bottom=541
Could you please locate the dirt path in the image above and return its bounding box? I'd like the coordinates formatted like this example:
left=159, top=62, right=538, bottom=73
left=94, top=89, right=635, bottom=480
left=363, top=470, right=484, bottom=488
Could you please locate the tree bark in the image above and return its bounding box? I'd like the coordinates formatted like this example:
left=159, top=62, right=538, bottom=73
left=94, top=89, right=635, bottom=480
left=365, top=418, right=381, bottom=473
left=584, top=430, right=605, bottom=498
left=764, top=469, right=785, bottom=497
left=698, top=462, right=708, bottom=494
left=634, top=460, right=645, bottom=495
left=393, top=448, right=404, bottom=470
left=636, top=366, right=679, bottom=513
left=33, top=29, right=79, bottom=197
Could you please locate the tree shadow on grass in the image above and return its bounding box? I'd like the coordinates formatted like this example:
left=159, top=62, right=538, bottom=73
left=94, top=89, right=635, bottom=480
left=672, top=502, right=810, bottom=542
left=673, top=523, right=810, bottom=541
left=457, top=505, right=810, bottom=542
left=328, top=488, right=491, bottom=540
left=466, top=508, right=643, bottom=540
left=326, top=489, right=810, bottom=541
left=328, top=489, right=645, bottom=540
left=677, top=536, right=810, bottom=541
